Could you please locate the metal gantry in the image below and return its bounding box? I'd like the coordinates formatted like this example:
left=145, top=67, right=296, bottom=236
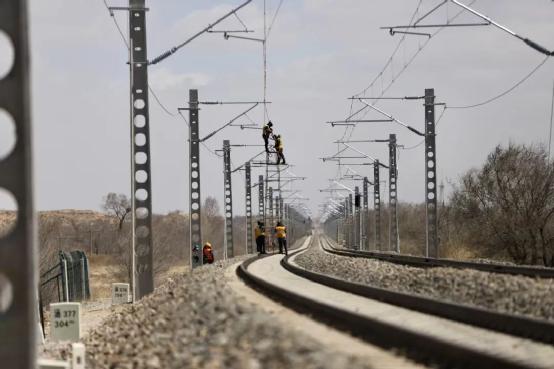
left=129, top=0, right=153, bottom=299
left=223, top=140, right=234, bottom=258
left=0, top=0, right=36, bottom=366
left=425, top=88, right=439, bottom=257
left=189, top=89, right=203, bottom=268
left=245, top=162, right=253, bottom=254
left=388, top=134, right=399, bottom=253
left=374, top=160, right=382, bottom=250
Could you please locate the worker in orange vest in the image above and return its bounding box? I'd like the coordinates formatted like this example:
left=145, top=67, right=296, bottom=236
left=274, top=221, right=287, bottom=255
left=203, top=242, right=215, bottom=264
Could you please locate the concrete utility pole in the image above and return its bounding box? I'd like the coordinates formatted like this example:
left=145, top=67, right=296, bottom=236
left=425, top=88, right=439, bottom=257
left=389, top=134, right=399, bottom=253
left=129, top=0, right=153, bottom=300
left=0, top=1, right=35, bottom=367
left=223, top=140, right=234, bottom=258
left=374, top=160, right=382, bottom=250
left=245, top=162, right=253, bottom=254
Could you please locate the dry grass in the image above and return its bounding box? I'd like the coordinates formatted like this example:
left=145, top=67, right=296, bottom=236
left=88, top=254, right=125, bottom=300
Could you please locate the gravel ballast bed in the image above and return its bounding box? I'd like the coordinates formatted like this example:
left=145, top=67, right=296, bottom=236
left=294, top=242, right=554, bottom=322
left=42, top=257, right=378, bottom=369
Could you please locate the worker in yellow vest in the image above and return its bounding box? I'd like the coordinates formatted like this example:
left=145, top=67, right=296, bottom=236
left=274, top=135, right=286, bottom=165
left=255, top=221, right=266, bottom=255
left=274, top=221, right=287, bottom=255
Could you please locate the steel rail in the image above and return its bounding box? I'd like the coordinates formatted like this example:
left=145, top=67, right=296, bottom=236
left=322, top=235, right=554, bottom=279
left=236, top=236, right=542, bottom=369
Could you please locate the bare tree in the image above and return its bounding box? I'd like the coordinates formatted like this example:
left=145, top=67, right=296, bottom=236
left=102, top=193, right=131, bottom=231
left=451, top=144, right=554, bottom=266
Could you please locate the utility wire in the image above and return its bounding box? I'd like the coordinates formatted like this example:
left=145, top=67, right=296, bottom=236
left=267, top=0, right=285, bottom=38
left=400, top=105, right=447, bottom=151
left=348, top=0, right=478, bottom=126
left=102, top=0, right=177, bottom=118
left=448, top=55, right=551, bottom=109
left=178, top=111, right=223, bottom=158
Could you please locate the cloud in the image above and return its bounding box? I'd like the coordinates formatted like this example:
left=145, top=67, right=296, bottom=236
left=149, top=68, right=212, bottom=91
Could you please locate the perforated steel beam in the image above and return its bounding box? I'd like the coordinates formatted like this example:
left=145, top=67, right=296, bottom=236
left=268, top=187, right=273, bottom=249
left=425, top=88, right=439, bottom=257
left=245, top=162, right=253, bottom=254
left=389, top=134, right=399, bottom=253
left=258, top=175, right=264, bottom=222
left=374, top=160, right=382, bottom=250
left=189, top=89, right=202, bottom=268
left=0, top=1, right=36, bottom=366
left=363, top=177, right=369, bottom=251
left=129, top=0, right=153, bottom=299
left=348, top=193, right=353, bottom=249
left=223, top=140, right=234, bottom=258
left=355, top=186, right=361, bottom=250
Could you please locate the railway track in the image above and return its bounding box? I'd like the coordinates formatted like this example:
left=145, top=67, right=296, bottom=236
left=322, top=236, right=554, bottom=279
left=237, top=233, right=554, bottom=369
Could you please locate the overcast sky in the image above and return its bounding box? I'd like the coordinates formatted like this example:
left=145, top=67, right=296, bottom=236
left=1, top=0, right=553, bottom=216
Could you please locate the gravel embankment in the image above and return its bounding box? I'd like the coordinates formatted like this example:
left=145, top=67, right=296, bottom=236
left=41, top=257, right=378, bottom=369
left=295, top=240, right=554, bottom=322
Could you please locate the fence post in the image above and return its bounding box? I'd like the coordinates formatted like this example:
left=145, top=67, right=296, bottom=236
left=62, top=259, right=69, bottom=302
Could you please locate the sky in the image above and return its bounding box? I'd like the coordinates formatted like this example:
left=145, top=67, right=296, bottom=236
left=1, top=0, right=553, bottom=217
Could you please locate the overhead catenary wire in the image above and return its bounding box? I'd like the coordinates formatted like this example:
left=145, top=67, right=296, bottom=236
left=448, top=56, right=551, bottom=109
left=347, top=0, right=478, bottom=126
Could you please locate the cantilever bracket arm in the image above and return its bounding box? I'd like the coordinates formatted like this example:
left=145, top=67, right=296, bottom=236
left=148, top=0, right=253, bottom=65
left=200, top=103, right=259, bottom=142
left=451, top=0, right=553, bottom=56
left=389, top=29, right=431, bottom=38
left=357, top=99, right=425, bottom=137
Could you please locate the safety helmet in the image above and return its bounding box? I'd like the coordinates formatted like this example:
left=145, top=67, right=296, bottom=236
left=204, top=242, right=212, bottom=248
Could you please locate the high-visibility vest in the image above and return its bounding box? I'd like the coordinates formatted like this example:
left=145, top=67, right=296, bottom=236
left=275, top=226, right=286, bottom=238
left=275, top=137, right=283, bottom=150
left=255, top=227, right=265, bottom=238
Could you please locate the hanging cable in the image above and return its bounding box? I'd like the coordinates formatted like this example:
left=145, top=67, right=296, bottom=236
left=448, top=55, right=551, bottom=109
left=267, top=0, right=285, bottom=38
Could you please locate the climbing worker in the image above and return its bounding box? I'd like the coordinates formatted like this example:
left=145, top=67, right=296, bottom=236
left=255, top=221, right=266, bottom=255
left=274, top=134, right=286, bottom=165
left=262, top=121, right=273, bottom=153
left=275, top=221, right=288, bottom=255
left=203, top=242, right=215, bottom=264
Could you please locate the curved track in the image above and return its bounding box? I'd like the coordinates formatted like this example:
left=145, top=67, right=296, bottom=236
left=237, top=233, right=554, bottom=369
left=322, top=236, right=554, bottom=278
